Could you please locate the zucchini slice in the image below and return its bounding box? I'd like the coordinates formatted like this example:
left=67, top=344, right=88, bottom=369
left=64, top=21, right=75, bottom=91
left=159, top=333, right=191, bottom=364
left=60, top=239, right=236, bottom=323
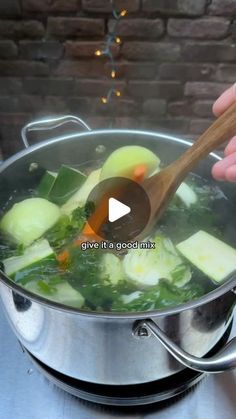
left=176, top=182, right=197, bottom=207
left=177, top=230, right=236, bottom=283
left=61, top=168, right=101, bottom=215
left=37, top=171, right=57, bottom=199
left=49, top=165, right=86, bottom=205
left=25, top=281, right=85, bottom=308
left=3, top=239, right=54, bottom=277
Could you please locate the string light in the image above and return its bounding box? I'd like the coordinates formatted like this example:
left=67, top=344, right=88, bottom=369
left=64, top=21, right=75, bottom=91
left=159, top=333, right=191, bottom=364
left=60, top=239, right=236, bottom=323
left=100, top=89, right=121, bottom=104
left=95, top=0, right=127, bottom=107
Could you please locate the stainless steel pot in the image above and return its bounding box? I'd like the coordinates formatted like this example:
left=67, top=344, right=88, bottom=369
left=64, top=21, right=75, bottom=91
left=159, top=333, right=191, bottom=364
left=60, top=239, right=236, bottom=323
left=1, top=115, right=236, bottom=386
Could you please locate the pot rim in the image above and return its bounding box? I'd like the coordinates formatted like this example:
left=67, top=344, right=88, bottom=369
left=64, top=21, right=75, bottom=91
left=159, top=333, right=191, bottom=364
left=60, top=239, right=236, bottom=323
left=1, top=128, right=235, bottom=319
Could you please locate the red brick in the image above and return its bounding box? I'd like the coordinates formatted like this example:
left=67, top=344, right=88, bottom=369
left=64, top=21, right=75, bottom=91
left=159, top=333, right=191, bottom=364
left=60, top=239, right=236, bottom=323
left=0, top=125, right=23, bottom=158
left=189, top=118, right=213, bottom=135
left=192, top=100, right=214, bottom=117
left=108, top=19, right=165, bottom=39
left=0, top=61, right=49, bottom=76
left=94, top=99, right=139, bottom=116
left=232, top=21, right=236, bottom=40
left=184, top=82, right=230, bottom=99
left=48, top=17, right=104, bottom=39
left=43, top=96, right=70, bottom=113
left=67, top=97, right=92, bottom=114
left=19, top=41, right=63, bottom=60
left=0, top=113, right=30, bottom=125
left=82, top=0, right=139, bottom=13
left=0, top=0, right=20, bottom=16
left=128, top=81, right=183, bottom=99
left=74, top=79, right=126, bottom=96
left=112, top=117, right=139, bottom=128
left=109, top=62, right=157, bottom=80
left=69, top=96, right=139, bottom=117
left=143, top=99, right=167, bottom=116
left=0, top=95, right=44, bottom=112
left=0, top=96, right=17, bottom=112
left=168, top=18, right=230, bottom=39
left=159, top=63, right=215, bottom=81
left=122, top=42, right=181, bottom=61
left=215, top=65, right=236, bottom=83
left=65, top=41, right=119, bottom=58
left=22, top=0, right=79, bottom=12
left=0, top=78, right=22, bottom=94
left=0, top=41, right=17, bottom=58
left=183, top=43, right=236, bottom=62
left=140, top=117, right=190, bottom=135
left=54, top=60, right=107, bottom=77
left=168, top=101, right=193, bottom=116
left=23, top=77, right=74, bottom=95
left=142, top=0, right=206, bottom=16
left=0, top=20, right=45, bottom=39
left=86, top=116, right=113, bottom=129
left=209, top=0, right=236, bottom=15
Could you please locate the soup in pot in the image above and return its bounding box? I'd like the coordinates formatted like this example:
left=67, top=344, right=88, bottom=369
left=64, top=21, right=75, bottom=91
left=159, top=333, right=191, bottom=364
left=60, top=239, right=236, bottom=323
left=0, top=145, right=236, bottom=312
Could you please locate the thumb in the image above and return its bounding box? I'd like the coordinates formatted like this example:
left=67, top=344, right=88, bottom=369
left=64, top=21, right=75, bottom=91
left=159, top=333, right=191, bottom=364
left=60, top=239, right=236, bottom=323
left=213, top=83, right=236, bottom=117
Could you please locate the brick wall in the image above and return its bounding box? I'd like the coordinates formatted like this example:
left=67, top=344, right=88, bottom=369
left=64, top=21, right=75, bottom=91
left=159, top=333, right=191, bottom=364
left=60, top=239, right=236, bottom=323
left=0, top=0, right=236, bottom=157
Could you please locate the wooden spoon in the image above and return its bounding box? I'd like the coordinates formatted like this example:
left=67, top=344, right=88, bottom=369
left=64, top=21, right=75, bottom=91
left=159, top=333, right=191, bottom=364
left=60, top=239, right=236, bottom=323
left=142, top=101, right=236, bottom=234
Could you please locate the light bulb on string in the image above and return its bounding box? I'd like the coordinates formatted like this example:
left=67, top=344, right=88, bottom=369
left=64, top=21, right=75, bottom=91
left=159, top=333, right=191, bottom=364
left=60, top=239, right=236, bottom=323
left=96, top=1, right=127, bottom=109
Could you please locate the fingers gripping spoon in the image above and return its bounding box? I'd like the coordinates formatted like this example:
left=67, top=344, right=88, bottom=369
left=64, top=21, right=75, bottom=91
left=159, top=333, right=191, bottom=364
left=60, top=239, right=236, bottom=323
left=142, top=102, right=236, bottom=235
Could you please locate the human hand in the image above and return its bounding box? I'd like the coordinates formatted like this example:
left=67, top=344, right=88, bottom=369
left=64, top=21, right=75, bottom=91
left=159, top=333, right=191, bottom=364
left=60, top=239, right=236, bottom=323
left=212, top=83, right=236, bottom=182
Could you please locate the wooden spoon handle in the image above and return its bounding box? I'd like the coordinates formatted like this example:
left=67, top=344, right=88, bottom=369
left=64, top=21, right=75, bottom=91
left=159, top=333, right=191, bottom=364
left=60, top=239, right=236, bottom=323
left=170, top=101, right=236, bottom=178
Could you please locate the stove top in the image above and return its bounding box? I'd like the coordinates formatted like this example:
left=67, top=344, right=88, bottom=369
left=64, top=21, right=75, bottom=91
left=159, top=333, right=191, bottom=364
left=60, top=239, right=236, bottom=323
left=0, top=305, right=236, bottom=418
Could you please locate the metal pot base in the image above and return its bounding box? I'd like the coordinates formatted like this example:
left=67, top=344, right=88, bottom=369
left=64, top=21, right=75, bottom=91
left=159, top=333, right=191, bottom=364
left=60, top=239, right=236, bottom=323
left=23, top=321, right=232, bottom=407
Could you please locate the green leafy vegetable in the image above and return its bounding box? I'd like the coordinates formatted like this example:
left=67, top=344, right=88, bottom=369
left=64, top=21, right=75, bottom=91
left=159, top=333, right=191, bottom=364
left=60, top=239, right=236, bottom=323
left=45, top=203, right=93, bottom=252
left=66, top=247, right=119, bottom=310
left=100, top=253, right=125, bottom=285
left=113, top=279, right=205, bottom=312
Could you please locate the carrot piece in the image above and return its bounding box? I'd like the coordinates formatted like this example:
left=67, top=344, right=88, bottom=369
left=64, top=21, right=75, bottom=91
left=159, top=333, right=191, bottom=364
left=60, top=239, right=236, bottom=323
left=57, top=249, right=69, bottom=264
left=133, top=164, right=147, bottom=183
left=82, top=222, right=97, bottom=237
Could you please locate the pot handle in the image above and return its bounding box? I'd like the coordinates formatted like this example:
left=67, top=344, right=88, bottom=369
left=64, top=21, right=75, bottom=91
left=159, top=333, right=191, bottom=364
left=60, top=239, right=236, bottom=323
left=21, top=115, right=91, bottom=148
left=134, top=319, right=236, bottom=373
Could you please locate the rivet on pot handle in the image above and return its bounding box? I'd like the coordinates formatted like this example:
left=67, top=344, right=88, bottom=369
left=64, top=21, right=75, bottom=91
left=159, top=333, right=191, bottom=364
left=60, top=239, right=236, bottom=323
left=134, top=319, right=236, bottom=373
left=21, top=115, right=91, bottom=148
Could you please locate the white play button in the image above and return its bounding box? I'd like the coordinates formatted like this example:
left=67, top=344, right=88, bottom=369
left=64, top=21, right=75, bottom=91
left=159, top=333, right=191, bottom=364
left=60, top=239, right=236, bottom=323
left=108, top=197, right=131, bottom=223
left=86, top=177, right=151, bottom=241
